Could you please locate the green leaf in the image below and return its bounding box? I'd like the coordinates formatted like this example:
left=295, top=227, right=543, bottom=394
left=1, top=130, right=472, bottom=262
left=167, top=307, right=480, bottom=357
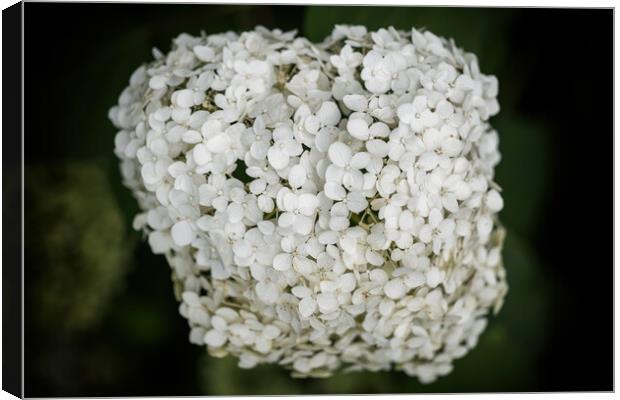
left=495, top=229, right=551, bottom=354
left=493, top=113, right=552, bottom=237
left=304, top=6, right=514, bottom=75
left=199, top=355, right=303, bottom=395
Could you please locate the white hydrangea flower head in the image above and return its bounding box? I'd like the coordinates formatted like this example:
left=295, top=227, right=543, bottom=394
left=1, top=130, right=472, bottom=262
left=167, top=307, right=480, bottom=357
left=110, top=24, right=507, bottom=384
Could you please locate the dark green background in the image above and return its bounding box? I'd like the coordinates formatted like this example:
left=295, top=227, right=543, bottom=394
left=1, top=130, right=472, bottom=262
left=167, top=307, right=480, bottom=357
left=21, top=4, right=612, bottom=396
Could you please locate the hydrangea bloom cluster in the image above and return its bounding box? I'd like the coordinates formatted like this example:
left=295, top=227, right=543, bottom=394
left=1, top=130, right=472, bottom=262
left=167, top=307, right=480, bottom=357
left=110, top=25, right=507, bottom=383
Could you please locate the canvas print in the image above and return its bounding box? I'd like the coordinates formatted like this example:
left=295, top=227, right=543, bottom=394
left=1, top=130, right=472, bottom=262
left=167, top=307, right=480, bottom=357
left=6, top=3, right=613, bottom=397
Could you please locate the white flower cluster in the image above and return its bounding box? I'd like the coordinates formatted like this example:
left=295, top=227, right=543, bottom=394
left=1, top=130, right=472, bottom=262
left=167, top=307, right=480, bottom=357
left=110, top=25, right=507, bottom=383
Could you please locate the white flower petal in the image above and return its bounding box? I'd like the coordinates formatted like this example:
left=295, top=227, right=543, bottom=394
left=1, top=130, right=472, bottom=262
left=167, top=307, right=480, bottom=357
left=175, top=89, right=195, bottom=108
left=298, top=194, right=318, bottom=215
left=405, top=272, right=426, bottom=288
left=149, top=75, right=168, bottom=90
left=293, top=256, right=315, bottom=275
left=346, top=192, right=368, bottom=213
left=418, top=152, right=439, bottom=171
left=273, top=253, right=293, bottom=271
left=436, top=100, right=454, bottom=119
left=324, top=182, right=346, bottom=201
left=325, top=165, right=344, bottom=183
left=206, top=133, right=231, bottom=153
left=304, top=116, right=320, bottom=134
left=477, top=214, right=493, bottom=238
left=347, top=118, right=369, bottom=141
left=233, top=239, right=252, bottom=258
left=292, top=285, right=312, bottom=298
left=294, top=215, right=314, bottom=235
left=194, top=45, right=215, bottom=62
left=350, top=152, right=370, bottom=169
left=366, top=139, right=389, bottom=157
left=318, top=230, right=339, bottom=245
left=204, top=329, right=227, bottom=347
left=367, top=272, right=387, bottom=289
left=396, top=103, right=415, bottom=124
left=267, top=146, right=289, bottom=170
left=338, top=273, right=357, bottom=293
left=426, top=268, right=444, bottom=288
left=171, top=220, right=195, bottom=246
left=148, top=231, right=171, bottom=254
left=421, top=110, right=439, bottom=127
left=182, top=130, right=203, bottom=144
left=343, top=94, right=368, bottom=112
left=485, top=189, right=504, bottom=212
left=257, top=195, right=274, bottom=213
left=299, top=297, right=317, bottom=318
left=256, top=281, right=279, bottom=304
left=328, top=142, right=352, bottom=167
left=193, top=143, right=211, bottom=165
left=317, top=101, right=341, bottom=126
left=288, top=164, right=307, bottom=188
left=317, top=292, right=338, bottom=313
left=278, top=212, right=296, bottom=228
left=418, top=225, right=433, bottom=243
left=384, top=278, right=406, bottom=299
left=369, top=122, right=390, bottom=138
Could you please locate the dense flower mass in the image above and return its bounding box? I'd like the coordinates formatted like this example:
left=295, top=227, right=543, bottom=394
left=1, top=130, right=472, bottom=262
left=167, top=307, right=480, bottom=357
left=110, top=25, right=507, bottom=383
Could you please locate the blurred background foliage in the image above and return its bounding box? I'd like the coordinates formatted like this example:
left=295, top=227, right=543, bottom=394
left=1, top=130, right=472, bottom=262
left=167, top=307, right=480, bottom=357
left=25, top=163, right=132, bottom=334
left=22, top=4, right=611, bottom=396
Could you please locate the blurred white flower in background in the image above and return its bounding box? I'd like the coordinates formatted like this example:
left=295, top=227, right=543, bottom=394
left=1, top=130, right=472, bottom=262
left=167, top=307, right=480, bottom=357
left=110, top=24, right=507, bottom=384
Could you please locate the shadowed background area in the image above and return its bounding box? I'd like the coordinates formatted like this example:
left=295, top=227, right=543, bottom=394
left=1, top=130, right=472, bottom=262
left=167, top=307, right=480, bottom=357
left=22, top=4, right=612, bottom=396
